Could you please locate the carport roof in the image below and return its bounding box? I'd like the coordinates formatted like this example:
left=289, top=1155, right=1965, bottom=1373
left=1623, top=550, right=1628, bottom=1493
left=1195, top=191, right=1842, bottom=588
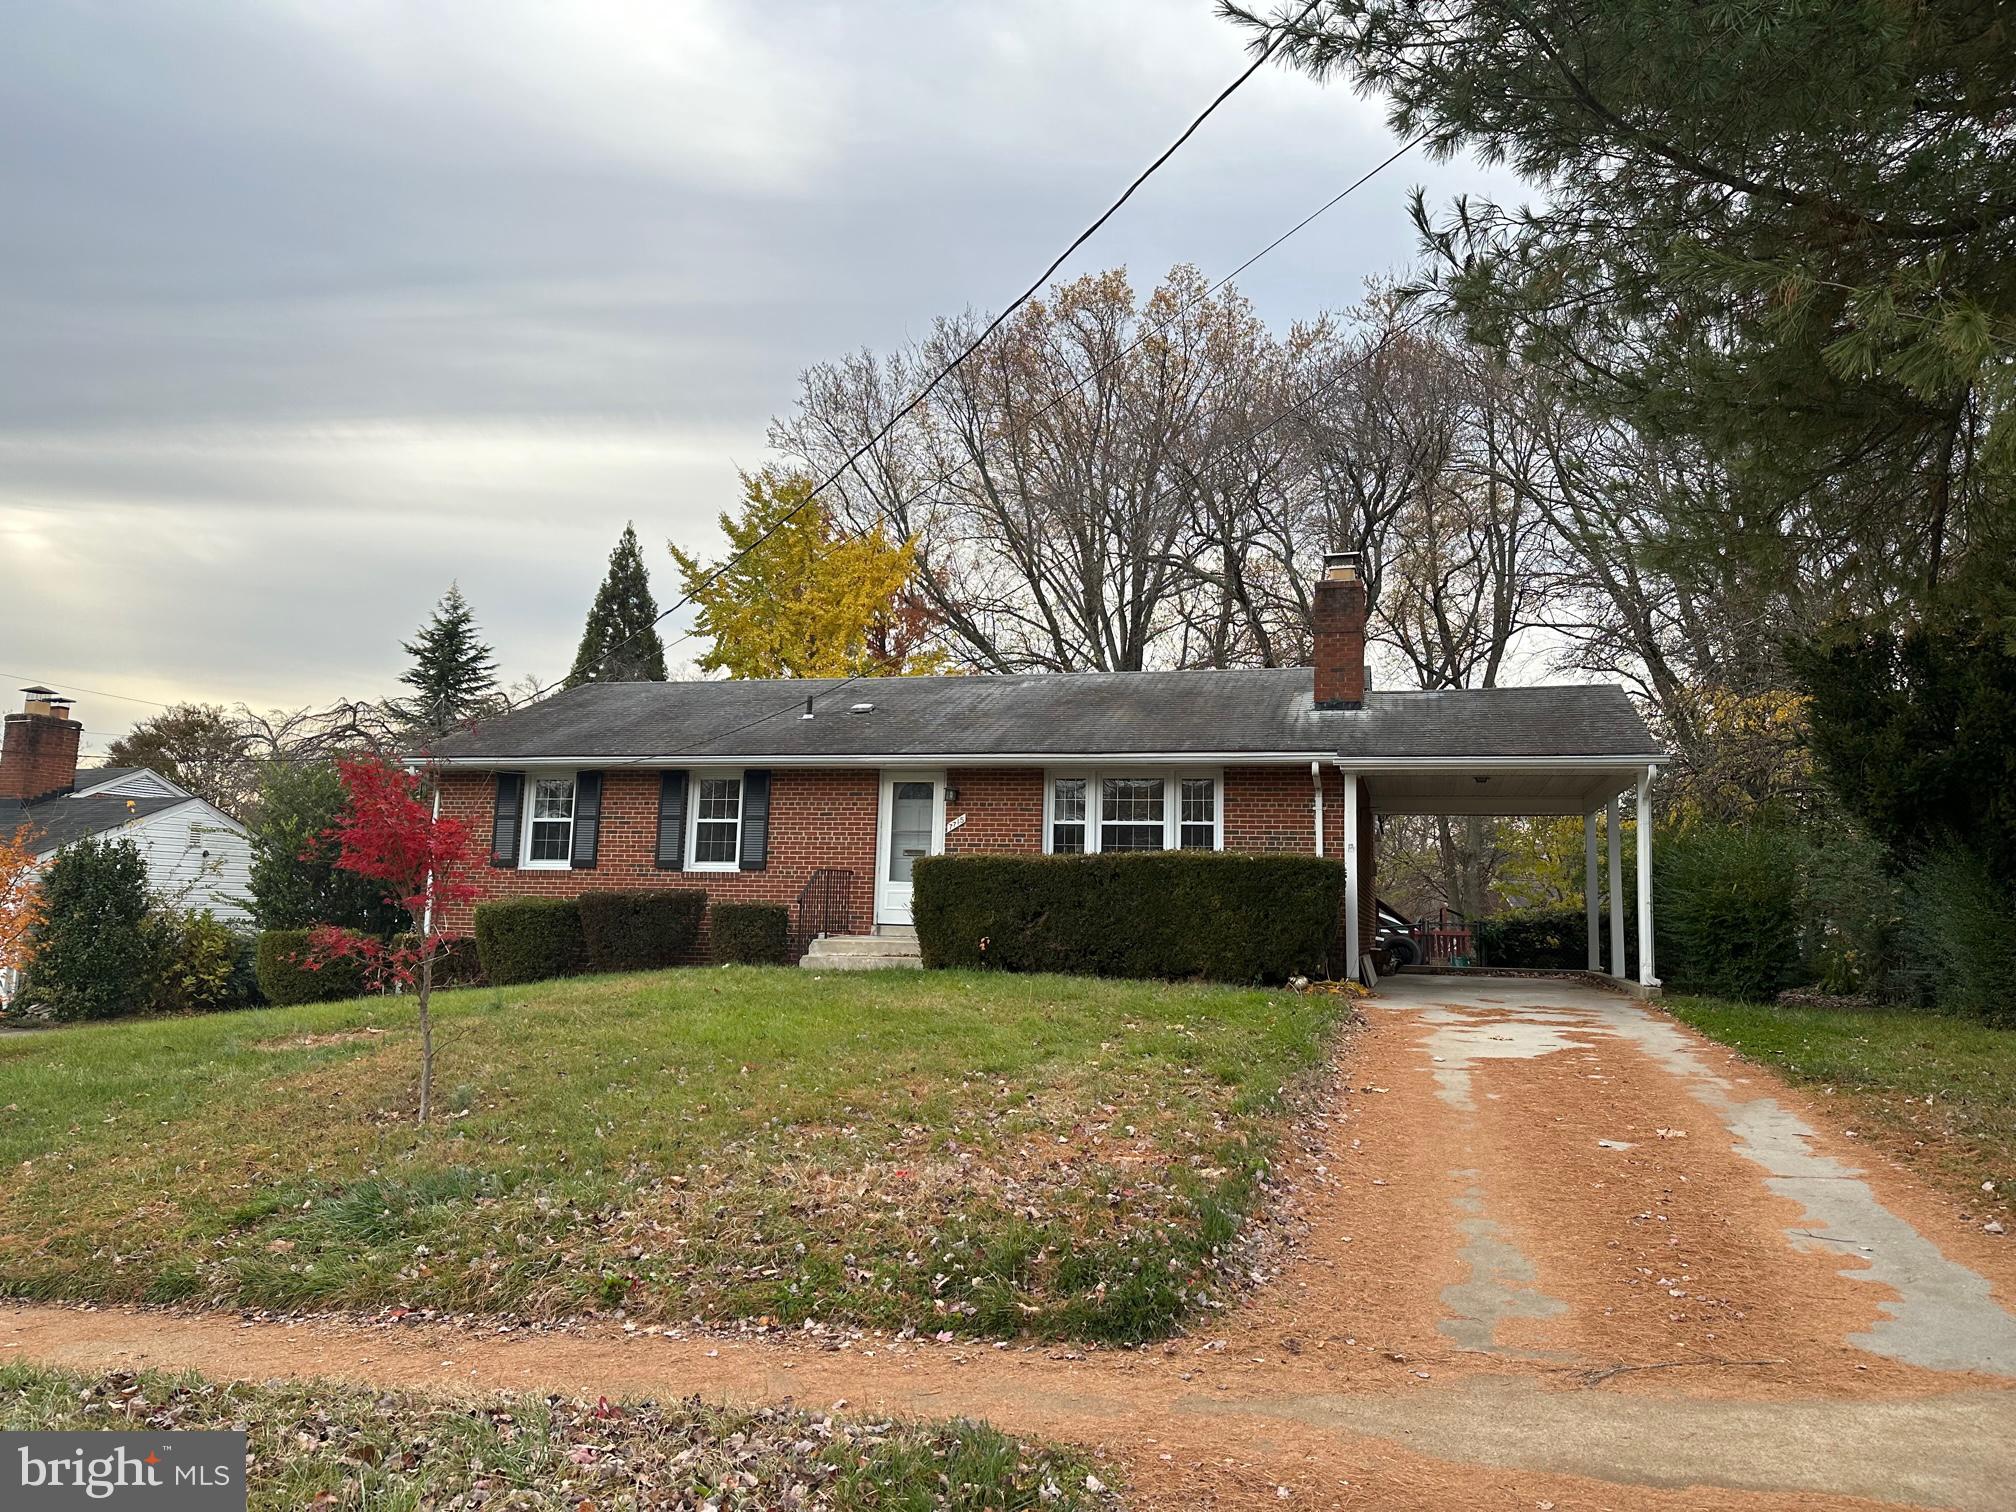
left=426, top=668, right=1664, bottom=771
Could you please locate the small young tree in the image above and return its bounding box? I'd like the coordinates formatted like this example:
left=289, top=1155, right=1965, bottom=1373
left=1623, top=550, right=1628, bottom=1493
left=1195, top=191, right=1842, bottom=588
left=566, top=522, right=669, bottom=686
left=399, top=584, right=499, bottom=740
left=27, top=836, right=156, bottom=1021
left=304, top=757, right=479, bottom=1123
left=0, top=824, right=46, bottom=1007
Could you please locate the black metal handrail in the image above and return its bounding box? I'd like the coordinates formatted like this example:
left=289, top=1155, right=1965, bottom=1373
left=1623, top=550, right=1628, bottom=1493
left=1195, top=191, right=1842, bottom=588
left=794, top=868, right=856, bottom=954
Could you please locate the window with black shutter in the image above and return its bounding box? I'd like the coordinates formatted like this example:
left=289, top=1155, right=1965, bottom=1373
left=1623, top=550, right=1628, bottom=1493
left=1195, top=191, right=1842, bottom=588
left=655, top=771, right=688, bottom=870
left=491, top=772, right=524, bottom=867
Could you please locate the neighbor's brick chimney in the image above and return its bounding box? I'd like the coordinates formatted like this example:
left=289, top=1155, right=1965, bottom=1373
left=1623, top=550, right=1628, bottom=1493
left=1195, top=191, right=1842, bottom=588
left=0, top=686, right=83, bottom=802
left=1313, top=551, right=1367, bottom=710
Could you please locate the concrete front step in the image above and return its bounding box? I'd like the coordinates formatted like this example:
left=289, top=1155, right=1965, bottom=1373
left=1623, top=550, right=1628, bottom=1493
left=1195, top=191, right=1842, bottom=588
left=799, top=933, right=924, bottom=971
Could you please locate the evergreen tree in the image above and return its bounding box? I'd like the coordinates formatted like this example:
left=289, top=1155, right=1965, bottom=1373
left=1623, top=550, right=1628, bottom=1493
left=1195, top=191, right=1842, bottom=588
left=566, top=523, right=669, bottom=686
left=26, top=836, right=156, bottom=1021
left=399, top=584, right=498, bottom=739
left=1232, top=1, right=2016, bottom=613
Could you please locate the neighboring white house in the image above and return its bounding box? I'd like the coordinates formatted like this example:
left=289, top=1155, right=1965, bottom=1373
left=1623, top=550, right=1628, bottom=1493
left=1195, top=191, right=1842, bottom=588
left=1, top=686, right=253, bottom=937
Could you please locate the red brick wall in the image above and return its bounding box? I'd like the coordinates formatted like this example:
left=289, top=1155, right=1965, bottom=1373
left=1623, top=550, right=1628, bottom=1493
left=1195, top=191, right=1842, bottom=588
left=0, top=713, right=83, bottom=802
left=437, top=768, right=880, bottom=952
left=943, top=767, right=1044, bottom=854
left=438, top=762, right=1379, bottom=975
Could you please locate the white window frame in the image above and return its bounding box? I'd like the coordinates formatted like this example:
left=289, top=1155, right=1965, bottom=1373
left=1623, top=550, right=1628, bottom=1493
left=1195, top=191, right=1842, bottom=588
left=1042, top=768, right=1222, bottom=854
left=685, top=768, right=745, bottom=872
left=1176, top=772, right=1223, bottom=851
left=521, top=770, right=578, bottom=870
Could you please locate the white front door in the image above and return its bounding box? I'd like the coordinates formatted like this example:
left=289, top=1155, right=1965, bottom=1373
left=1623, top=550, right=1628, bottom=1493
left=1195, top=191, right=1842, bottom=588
left=875, top=769, right=945, bottom=927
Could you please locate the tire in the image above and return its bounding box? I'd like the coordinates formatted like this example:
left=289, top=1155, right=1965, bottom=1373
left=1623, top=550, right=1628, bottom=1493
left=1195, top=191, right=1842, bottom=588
left=1386, top=935, right=1422, bottom=967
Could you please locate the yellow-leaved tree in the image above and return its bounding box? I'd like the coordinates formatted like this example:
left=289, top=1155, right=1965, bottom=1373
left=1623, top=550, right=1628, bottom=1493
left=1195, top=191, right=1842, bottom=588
left=0, top=823, right=46, bottom=1001
left=670, top=468, right=949, bottom=678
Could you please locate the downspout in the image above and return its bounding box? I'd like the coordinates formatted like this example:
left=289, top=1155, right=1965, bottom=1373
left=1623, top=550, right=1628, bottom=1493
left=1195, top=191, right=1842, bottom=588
left=1310, top=760, right=1324, bottom=857
left=422, top=785, right=440, bottom=940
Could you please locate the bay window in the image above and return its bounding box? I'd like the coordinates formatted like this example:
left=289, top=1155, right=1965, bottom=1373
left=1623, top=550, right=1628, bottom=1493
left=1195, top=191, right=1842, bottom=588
left=1045, top=769, right=1221, bottom=854
left=1179, top=776, right=1218, bottom=849
left=1050, top=777, right=1088, bottom=853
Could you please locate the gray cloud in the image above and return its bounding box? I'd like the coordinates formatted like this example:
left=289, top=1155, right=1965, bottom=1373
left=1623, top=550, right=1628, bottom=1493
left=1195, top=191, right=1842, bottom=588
left=0, top=0, right=1521, bottom=755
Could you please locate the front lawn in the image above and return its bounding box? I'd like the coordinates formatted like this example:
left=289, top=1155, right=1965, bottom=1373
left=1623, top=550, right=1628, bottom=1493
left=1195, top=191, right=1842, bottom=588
left=0, top=968, right=1343, bottom=1341
left=0, top=1363, right=1118, bottom=1511
left=1666, top=995, right=2016, bottom=1213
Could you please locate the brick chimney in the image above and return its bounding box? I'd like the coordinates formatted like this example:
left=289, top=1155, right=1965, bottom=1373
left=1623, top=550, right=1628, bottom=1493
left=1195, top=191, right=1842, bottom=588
left=1313, top=552, right=1367, bottom=710
left=1, top=687, right=83, bottom=802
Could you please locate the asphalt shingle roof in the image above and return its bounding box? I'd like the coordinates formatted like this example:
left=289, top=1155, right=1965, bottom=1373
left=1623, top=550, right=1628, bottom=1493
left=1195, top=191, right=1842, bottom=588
left=0, top=794, right=187, bottom=854
left=427, top=669, right=1662, bottom=764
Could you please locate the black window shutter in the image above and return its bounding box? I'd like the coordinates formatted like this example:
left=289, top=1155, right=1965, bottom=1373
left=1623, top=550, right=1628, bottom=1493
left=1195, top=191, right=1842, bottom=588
left=491, top=772, right=524, bottom=868
left=739, top=769, right=771, bottom=871
left=570, top=771, right=603, bottom=869
left=655, top=771, right=687, bottom=870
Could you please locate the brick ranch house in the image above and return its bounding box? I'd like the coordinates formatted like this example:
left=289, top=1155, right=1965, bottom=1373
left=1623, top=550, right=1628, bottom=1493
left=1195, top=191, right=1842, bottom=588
left=428, top=555, right=1668, bottom=986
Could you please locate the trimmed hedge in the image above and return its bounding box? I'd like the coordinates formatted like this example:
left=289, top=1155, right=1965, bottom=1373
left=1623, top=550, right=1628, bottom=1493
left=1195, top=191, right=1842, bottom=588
left=473, top=898, right=588, bottom=986
left=579, top=889, right=706, bottom=971
left=1476, top=906, right=1638, bottom=978
left=1654, top=824, right=1806, bottom=1001
left=392, top=933, right=486, bottom=989
left=254, top=928, right=368, bottom=1006
left=712, top=902, right=793, bottom=965
left=913, top=852, right=1346, bottom=983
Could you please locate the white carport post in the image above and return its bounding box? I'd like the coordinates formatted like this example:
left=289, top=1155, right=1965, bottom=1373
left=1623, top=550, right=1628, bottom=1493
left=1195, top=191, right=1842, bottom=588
left=1343, top=770, right=1361, bottom=982
left=1606, top=794, right=1625, bottom=979
left=1637, top=764, right=1660, bottom=988
left=1584, top=808, right=1602, bottom=972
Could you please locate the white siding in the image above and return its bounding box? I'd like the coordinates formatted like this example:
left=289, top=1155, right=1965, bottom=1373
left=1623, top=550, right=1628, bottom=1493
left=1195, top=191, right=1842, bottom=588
left=121, top=801, right=255, bottom=923
left=71, top=769, right=187, bottom=801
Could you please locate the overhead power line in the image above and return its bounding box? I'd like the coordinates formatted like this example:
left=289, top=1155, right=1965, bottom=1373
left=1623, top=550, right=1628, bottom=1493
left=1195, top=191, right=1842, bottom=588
left=534, top=0, right=1331, bottom=705
left=578, top=303, right=1431, bottom=773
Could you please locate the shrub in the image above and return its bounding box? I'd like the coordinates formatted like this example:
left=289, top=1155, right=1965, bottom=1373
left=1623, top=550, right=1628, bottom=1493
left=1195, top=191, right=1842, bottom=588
left=711, top=902, right=792, bottom=965
left=1653, top=824, right=1808, bottom=1001
left=578, top=889, right=706, bottom=971
left=473, top=897, right=587, bottom=985
left=391, top=933, right=486, bottom=989
left=1897, top=848, right=2016, bottom=1027
left=1475, top=905, right=1637, bottom=976
left=24, top=836, right=158, bottom=1020
left=255, top=928, right=367, bottom=1005
left=246, top=758, right=410, bottom=935
left=152, top=910, right=259, bottom=1014
left=1792, top=821, right=1908, bottom=999
left=913, top=852, right=1345, bottom=983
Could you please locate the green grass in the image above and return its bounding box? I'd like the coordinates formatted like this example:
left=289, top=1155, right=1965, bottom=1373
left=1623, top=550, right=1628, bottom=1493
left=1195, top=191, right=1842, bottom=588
left=0, top=967, right=1343, bottom=1341
left=1666, top=994, right=2016, bottom=1200
left=0, top=1362, right=1118, bottom=1511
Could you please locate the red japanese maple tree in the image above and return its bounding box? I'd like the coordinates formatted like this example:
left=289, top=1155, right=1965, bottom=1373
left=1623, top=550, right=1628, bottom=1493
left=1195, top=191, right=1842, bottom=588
left=305, top=755, right=479, bottom=1124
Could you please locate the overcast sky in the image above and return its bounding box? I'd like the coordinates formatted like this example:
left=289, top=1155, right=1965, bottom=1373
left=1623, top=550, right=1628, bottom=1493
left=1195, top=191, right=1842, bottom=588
left=1, top=0, right=1522, bottom=757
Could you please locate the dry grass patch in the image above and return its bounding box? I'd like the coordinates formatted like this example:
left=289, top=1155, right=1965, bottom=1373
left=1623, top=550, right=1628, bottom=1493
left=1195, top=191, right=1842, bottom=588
left=0, top=1362, right=1120, bottom=1511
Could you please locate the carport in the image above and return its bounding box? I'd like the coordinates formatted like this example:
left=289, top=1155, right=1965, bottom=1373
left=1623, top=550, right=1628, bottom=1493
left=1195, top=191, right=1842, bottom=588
left=1334, top=752, right=1666, bottom=993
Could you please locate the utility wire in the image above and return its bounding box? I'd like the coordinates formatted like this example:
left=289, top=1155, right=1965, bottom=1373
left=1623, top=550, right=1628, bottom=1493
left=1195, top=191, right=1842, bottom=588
left=0, top=671, right=180, bottom=711
left=605, top=132, right=1426, bottom=737
left=577, top=303, right=1430, bottom=773
left=530, top=0, right=1331, bottom=705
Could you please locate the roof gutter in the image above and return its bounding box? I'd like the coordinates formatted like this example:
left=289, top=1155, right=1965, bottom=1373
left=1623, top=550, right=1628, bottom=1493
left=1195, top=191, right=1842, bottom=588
left=1329, top=753, right=1669, bottom=770
left=412, top=749, right=1347, bottom=770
